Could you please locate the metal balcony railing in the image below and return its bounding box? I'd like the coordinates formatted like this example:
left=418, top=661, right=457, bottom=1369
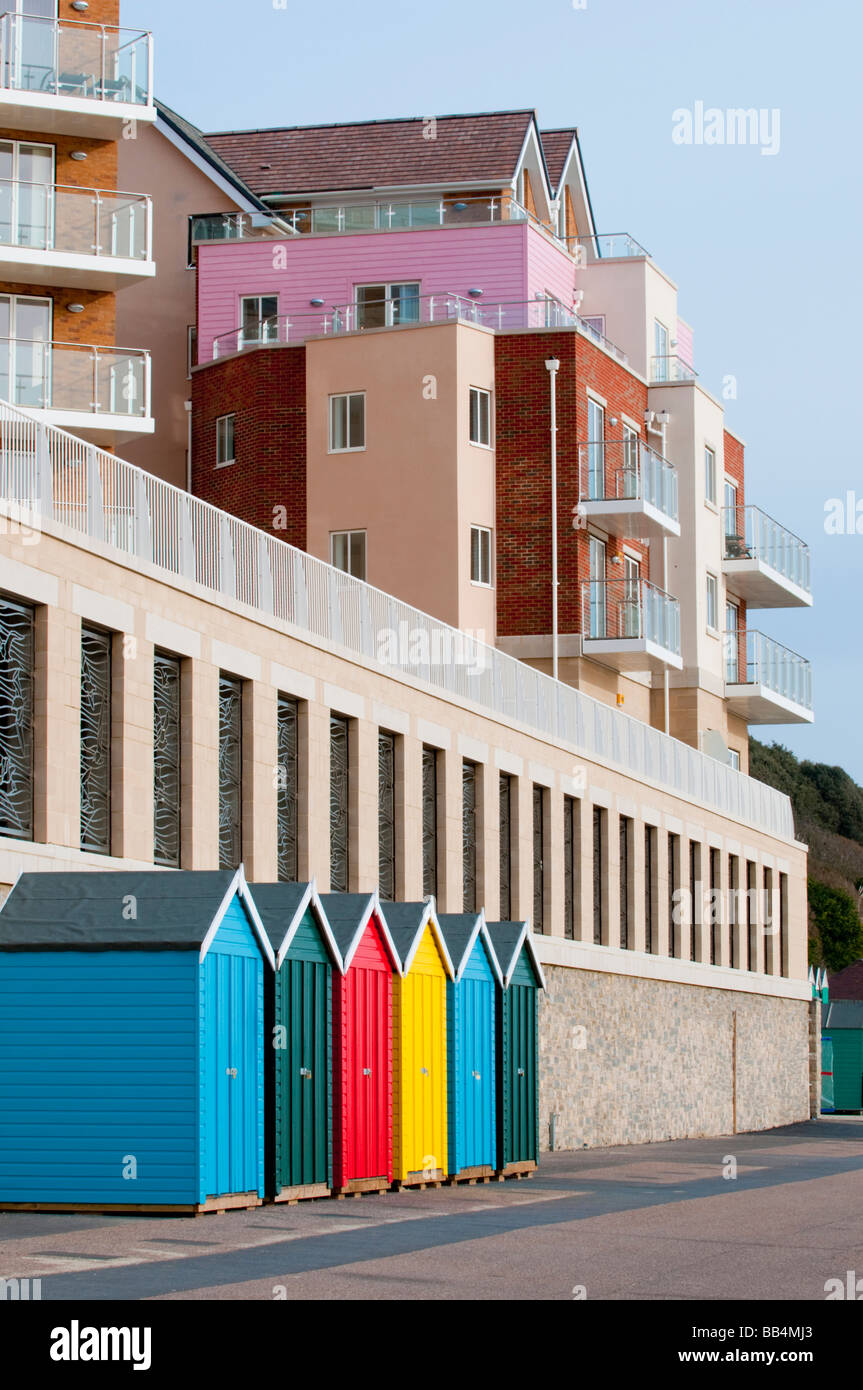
left=570, top=232, right=650, bottom=263
left=724, top=629, right=813, bottom=711
left=722, top=504, right=811, bottom=594
left=578, top=439, right=678, bottom=522
left=210, top=294, right=628, bottom=362
left=0, top=396, right=794, bottom=841
left=581, top=578, right=681, bottom=655
left=650, top=355, right=697, bottom=384
left=0, top=339, right=150, bottom=417
left=0, top=14, right=152, bottom=105
left=0, top=179, right=151, bottom=260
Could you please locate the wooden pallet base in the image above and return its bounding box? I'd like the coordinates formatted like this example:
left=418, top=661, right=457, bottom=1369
left=496, top=1160, right=537, bottom=1181
left=331, top=1176, right=390, bottom=1199
left=445, top=1166, right=495, bottom=1185
left=0, top=1192, right=262, bottom=1217
left=393, top=1168, right=445, bottom=1191
left=274, top=1182, right=331, bottom=1205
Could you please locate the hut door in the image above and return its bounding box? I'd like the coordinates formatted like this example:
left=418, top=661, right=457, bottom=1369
left=463, top=977, right=494, bottom=1168
left=208, top=950, right=260, bottom=1197
left=349, top=966, right=389, bottom=1180
left=284, top=958, right=330, bottom=1188
left=507, top=984, right=537, bottom=1166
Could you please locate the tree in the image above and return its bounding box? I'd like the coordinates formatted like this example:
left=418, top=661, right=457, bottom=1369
left=809, top=879, right=863, bottom=972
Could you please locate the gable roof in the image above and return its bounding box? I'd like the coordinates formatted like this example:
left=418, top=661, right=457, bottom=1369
left=0, top=868, right=275, bottom=967
left=381, top=899, right=454, bottom=978
left=540, top=128, right=577, bottom=191
left=828, top=959, right=863, bottom=1001
left=249, top=879, right=340, bottom=969
left=437, top=911, right=503, bottom=985
left=319, top=890, right=400, bottom=974
left=485, top=921, right=546, bottom=989
left=204, top=109, right=538, bottom=198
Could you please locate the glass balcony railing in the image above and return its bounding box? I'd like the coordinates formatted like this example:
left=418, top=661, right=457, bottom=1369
left=650, top=355, right=697, bottom=384
left=722, top=504, right=811, bottom=595
left=0, top=14, right=152, bottom=105
left=570, top=232, right=650, bottom=263
left=0, top=179, right=151, bottom=260
left=578, top=439, right=678, bottom=523
left=581, top=578, right=681, bottom=655
left=724, top=629, right=813, bottom=711
left=0, top=338, right=150, bottom=418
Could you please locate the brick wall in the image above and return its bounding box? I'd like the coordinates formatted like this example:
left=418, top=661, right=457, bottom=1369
left=494, top=330, right=650, bottom=636
left=191, top=347, right=307, bottom=548
left=723, top=429, right=745, bottom=500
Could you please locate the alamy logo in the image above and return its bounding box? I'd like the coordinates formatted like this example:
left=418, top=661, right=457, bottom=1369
left=50, top=1322, right=152, bottom=1371
left=1, top=1278, right=41, bottom=1300
left=824, top=1271, right=863, bottom=1300
left=672, top=102, right=781, bottom=156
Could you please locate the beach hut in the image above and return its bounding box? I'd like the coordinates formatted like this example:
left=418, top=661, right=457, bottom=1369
left=823, top=1000, right=863, bottom=1113
left=385, top=899, right=454, bottom=1186
left=322, top=892, right=400, bottom=1196
left=251, top=880, right=341, bottom=1202
left=438, top=911, right=502, bottom=1182
left=0, top=869, right=273, bottom=1213
left=487, top=920, right=546, bottom=1177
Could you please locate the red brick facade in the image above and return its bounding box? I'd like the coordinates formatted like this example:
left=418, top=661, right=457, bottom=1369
left=191, top=347, right=307, bottom=548
left=494, top=330, right=649, bottom=636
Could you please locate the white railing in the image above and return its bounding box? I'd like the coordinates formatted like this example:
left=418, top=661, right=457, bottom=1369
left=578, top=439, right=678, bottom=522
left=0, top=14, right=152, bottom=106
left=723, top=505, right=812, bottom=594
left=581, top=578, right=681, bottom=655
left=0, top=179, right=151, bottom=262
left=726, top=629, right=813, bottom=711
left=0, top=397, right=795, bottom=841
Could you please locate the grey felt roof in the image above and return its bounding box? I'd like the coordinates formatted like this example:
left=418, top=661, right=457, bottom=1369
left=437, top=914, right=483, bottom=973
left=381, top=901, right=430, bottom=969
left=319, top=893, right=377, bottom=958
left=249, top=881, right=313, bottom=950
left=0, top=871, right=239, bottom=950
left=485, top=922, right=529, bottom=980
left=825, top=1000, right=863, bottom=1030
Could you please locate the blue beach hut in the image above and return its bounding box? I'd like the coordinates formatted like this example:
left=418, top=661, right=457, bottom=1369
left=438, top=910, right=502, bottom=1181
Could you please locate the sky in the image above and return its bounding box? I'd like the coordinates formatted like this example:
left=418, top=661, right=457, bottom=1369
left=124, top=0, right=863, bottom=780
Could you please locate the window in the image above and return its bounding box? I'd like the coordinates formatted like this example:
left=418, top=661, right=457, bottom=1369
left=463, top=761, right=477, bottom=913
left=779, top=873, right=789, bottom=978
left=621, top=422, right=639, bottom=498
left=153, top=651, right=181, bottom=868
left=728, top=749, right=741, bottom=771
left=499, top=773, right=512, bottom=922
left=355, top=282, right=420, bottom=329
left=592, top=806, right=604, bottom=944
left=218, top=675, right=242, bottom=870
left=653, top=319, right=669, bottom=379
left=746, top=860, right=757, bottom=970
left=0, top=139, right=53, bottom=250
left=329, top=392, right=365, bottom=452
left=80, top=627, right=111, bottom=856
left=668, top=832, right=680, bottom=957
left=588, top=535, right=606, bottom=637
left=619, top=816, right=632, bottom=948
left=216, top=413, right=235, bottom=466
left=422, top=746, right=438, bottom=899
left=706, top=572, right=718, bottom=632
left=644, top=825, right=657, bottom=954
left=0, top=597, right=33, bottom=840
left=623, top=555, right=641, bottom=638
left=331, top=530, right=366, bottom=580
left=470, top=525, right=492, bottom=586
left=704, top=446, right=717, bottom=505
left=564, top=796, right=576, bottom=940
left=0, top=294, right=51, bottom=407
left=378, top=731, right=396, bottom=902
left=728, top=855, right=740, bottom=968
left=186, top=325, right=197, bottom=377
left=240, top=294, right=278, bottom=346
left=277, top=696, right=299, bottom=883
left=709, top=847, right=721, bottom=965
left=763, top=867, right=774, bottom=973
left=724, top=479, right=738, bottom=536
left=469, top=387, right=492, bottom=447
left=586, top=397, right=605, bottom=499
left=533, top=785, right=545, bottom=934
left=330, top=715, right=350, bottom=892
left=725, top=601, right=740, bottom=681
left=689, top=841, right=700, bottom=961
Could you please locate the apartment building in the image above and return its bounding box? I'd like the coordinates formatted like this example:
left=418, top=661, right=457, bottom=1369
left=178, top=110, right=813, bottom=776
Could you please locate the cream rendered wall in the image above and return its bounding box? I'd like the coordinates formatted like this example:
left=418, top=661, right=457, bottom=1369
left=577, top=257, right=679, bottom=379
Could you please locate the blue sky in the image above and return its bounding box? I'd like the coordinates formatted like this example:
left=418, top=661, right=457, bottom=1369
left=124, top=0, right=863, bottom=779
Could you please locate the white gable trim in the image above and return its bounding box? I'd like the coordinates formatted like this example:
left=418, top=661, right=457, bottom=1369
left=156, top=114, right=262, bottom=212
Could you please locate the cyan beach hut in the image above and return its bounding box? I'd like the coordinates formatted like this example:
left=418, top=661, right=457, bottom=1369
left=0, top=869, right=273, bottom=1213
left=251, top=880, right=341, bottom=1202
left=438, top=911, right=502, bottom=1182
left=487, top=920, right=546, bottom=1177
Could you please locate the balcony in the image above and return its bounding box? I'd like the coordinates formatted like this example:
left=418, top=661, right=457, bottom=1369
left=577, top=439, right=679, bottom=540
left=581, top=578, right=682, bottom=672
left=722, top=505, right=812, bottom=608
left=0, top=15, right=154, bottom=136
left=724, top=629, right=813, bottom=725
left=1, top=338, right=152, bottom=443
left=0, top=180, right=153, bottom=289
left=571, top=232, right=650, bottom=264
left=649, top=355, right=697, bottom=385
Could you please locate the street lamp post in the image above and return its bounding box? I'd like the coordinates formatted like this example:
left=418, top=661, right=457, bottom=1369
left=545, top=357, right=561, bottom=681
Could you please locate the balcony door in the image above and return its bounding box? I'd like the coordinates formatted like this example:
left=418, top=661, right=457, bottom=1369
left=240, top=295, right=278, bottom=348
left=355, top=282, right=420, bottom=330
left=724, top=601, right=740, bottom=683
left=621, top=422, right=639, bottom=499
left=6, top=0, right=58, bottom=95
left=588, top=535, right=606, bottom=638
left=622, top=556, right=641, bottom=637
left=0, top=140, right=53, bottom=250
left=0, top=294, right=51, bottom=408
left=587, top=397, right=605, bottom=499
left=653, top=319, right=669, bottom=381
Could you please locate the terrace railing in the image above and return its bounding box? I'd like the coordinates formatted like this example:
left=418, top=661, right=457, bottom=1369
left=722, top=504, right=811, bottom=594
left=0, top=14, right=152, bottom=105
left=578, top=438, right=678, bottom=522
left=0, top=179, right=151, bottom=260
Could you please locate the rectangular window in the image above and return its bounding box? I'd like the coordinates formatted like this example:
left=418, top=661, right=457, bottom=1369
left=470, top=525, right=492, bottom=586
left=218, top=674, right=242, bottom=870
left=330, top=715, right=350, bottom=892
left=499, top=773, right=512, bottom=922
left=331, top=530, right=366, bottom=581
left=724, top=600, right=739, bottom=682
left=728, top=748, right=741, bottom=771
left=746, top=860, right=757, bottom=970
left=779, top=873, right=789, bottom=978
left=186, top=324, right=197, bottom=377
left=621, top=422, right=639, bottom=497
left=277, top=696, right=299, bottom=883
left=378, top=731, right=396, bottom=902
left=80, top=626, right=111, bottom=856
left=763, top=867, right=774, bottom=973
left=709, top=847, right=721, bottom=965
left=653, top=320, right=669, bottom=380
left=533, top=785, right=545, bottom=934
left=355, top=281, right=420, bottom=329
left=728, top=855, right=740, bottom=968
left=329, top=392, right=365, bottom=452
left=724, top=478, right=738, bottom=535
left=588, top=534, right=607, bottom=637
left=153, top=651, right=181, bottom=868
left=619, top=815, right=632, bottom=949
left=469, top=387, right=492, bottom=447
left=0, top=597, right=33, bottom=840
left=0, top=293, right=51, bottom=407
left=704, top=446, right=717, bottom=504
left=689, top=841, right=700, bottom=961
left=593, top=806, right=604, bottom=944
left=564, top=796, right=576, bottom=940
left=240, top=294, right=278, bottom=345
left=706, top=572, right=718, bottom=632
left=463, top=760, right=477, bottom=913
left=0, top=139, right=53, bottom=250
left=422, top=746, right=438, bottom=899
left=668, top=832, right=680, bottom=957
left=644, top=825, right=657, bottom=954
left=586, top=396, right=605, bottom=499
left=216, top=413, right=235, bottom=466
